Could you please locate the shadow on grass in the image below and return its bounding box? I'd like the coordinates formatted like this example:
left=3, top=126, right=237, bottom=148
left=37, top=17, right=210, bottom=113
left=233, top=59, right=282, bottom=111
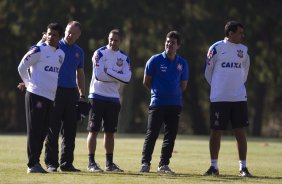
left=52, top=171, right=282, bottom=181
left=178, top=174, right=282, bottom=182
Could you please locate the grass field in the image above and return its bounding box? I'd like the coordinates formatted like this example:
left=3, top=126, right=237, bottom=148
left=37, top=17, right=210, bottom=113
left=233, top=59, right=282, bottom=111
left=0, top=133, right=281, bottom=184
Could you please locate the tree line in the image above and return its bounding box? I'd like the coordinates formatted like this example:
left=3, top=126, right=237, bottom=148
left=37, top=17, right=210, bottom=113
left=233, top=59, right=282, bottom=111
left=0, top=0, right=281, bottom=136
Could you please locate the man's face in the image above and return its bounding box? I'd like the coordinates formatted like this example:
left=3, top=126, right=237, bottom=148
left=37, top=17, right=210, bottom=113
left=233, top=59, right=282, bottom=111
left=64, top=24, right=81, bottom=45
left=46, top=28, right=61, bottom=47
left=108, top=33, right=120, bottom=51
left=165, top=37, right=180, bottom=55
left=229, top=26, right=244, bottom=44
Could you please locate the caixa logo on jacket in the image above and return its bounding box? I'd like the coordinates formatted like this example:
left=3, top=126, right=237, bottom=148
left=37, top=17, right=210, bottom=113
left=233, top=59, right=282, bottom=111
left=44, top=66, right=60, bottom=73
left=221, top=62, right=241, bottom=68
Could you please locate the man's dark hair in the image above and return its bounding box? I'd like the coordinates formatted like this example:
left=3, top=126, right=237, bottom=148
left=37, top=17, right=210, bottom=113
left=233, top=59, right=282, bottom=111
left=47, top=22, right=64, bottom=37
left=166, top=31, right=181, bottom=45
left=224, top=21, right=244, bottom=37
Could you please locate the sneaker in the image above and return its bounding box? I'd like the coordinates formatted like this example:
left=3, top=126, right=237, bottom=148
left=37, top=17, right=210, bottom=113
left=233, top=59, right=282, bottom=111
left=140, top=163, right=150, bottom=173
left=157, top=165, right=175, bottom=174
left=105, top=163, right=124, bottom=172
left=27, top=163, right=47, bottom=174
left=239, top=167, right=252, bottom=177
left=60, top=165, right=80, bottom=172
left=47, top=166, right=57, bottom=172
left=88, top=162, right=103, bottom=172
left=203, top=166, right=219, bottom=176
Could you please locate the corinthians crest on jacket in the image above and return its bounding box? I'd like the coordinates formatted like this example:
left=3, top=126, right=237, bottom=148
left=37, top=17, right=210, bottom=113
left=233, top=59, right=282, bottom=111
left=116, top=58, right=123, bottom=67
left=237, top=49, right=243, bottom=58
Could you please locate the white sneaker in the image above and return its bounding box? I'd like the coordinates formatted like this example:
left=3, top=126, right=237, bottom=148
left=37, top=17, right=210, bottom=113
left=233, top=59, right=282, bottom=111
left=157, top=165, right=175, bottom=174
left=88, top=162, right=104, bottom=172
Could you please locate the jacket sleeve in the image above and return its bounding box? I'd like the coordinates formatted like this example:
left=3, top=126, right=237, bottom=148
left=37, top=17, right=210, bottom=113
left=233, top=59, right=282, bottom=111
left=106, top=57, right=132, bottom=84
left=18, top=46, right=41, bottom=86
left=204, top=46, right=217, bottom=85
left=243, top=51, right=250, bottom=82
left=92, top=51, right=115, bottom=82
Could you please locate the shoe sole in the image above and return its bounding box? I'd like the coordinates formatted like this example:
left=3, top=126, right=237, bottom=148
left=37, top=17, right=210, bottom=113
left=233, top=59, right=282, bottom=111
left=239, top=174, right=252, bottom=177
left=59, top=169, right=81, bottom=172
left=203, top=173, right=219, bottom=176
left=105, top=170, right=124, bottom=172
left=27, top=170, right=48, bottom=174
left=47, top=169, right=57, bottom=172
left=157, top=170, right=175, bottom=174
left=27, top=169, right=48, bottom=173
left=88, top=168, right=104, bottom=173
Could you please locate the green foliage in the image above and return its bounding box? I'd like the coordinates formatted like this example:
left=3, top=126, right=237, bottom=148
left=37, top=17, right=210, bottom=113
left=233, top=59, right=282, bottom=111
left=0, top=0, right=282, bottom=135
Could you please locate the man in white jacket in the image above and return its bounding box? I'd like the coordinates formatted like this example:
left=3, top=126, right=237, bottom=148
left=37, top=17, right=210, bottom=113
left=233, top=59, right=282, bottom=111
left=18, top=22, right=64, bottom=173
left=204, top=21, right=251, bottom=177
left=87, top=29, right=131, bottom=172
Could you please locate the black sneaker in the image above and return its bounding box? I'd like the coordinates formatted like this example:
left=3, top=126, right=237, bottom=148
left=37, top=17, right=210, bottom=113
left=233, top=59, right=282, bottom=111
left=140, top=163, right=150, bottom=173
left=105, top=163, right=124, bottom=172
left=60, top=165, right=80, bottom=172
left=239, top=167, right=252, bottom=177
left=203, top=166, right=219, bottom=176
left=27, top=163, right=48, bottom=174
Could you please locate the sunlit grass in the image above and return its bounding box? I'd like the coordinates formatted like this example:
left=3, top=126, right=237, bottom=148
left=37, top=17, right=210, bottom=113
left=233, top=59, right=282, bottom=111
left=0, top=134, right=281, bottom=184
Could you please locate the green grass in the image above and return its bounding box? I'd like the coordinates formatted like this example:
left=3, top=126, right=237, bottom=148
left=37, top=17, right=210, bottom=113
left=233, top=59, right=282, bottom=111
left=0, top=134, right=281, bottom=184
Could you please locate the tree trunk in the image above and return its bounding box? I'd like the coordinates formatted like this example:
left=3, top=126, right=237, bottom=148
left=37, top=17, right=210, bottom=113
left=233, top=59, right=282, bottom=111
left=117, top=20, right=134, bottom=133
left=252, top=82, right=267, bottom=136
left=118, top=79, right=135, bottom=133
left=187, top=64, right=208, bottom=135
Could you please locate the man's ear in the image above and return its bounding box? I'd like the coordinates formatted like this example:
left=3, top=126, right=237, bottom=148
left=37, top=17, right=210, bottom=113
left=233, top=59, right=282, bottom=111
left=229, top=31, right=235, bottom=36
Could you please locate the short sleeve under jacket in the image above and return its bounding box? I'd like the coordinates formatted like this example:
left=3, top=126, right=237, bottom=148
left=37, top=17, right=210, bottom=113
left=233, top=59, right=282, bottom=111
left=145, top=51, right=189, bottom=107
left=57, top=39, right=84, bottom=88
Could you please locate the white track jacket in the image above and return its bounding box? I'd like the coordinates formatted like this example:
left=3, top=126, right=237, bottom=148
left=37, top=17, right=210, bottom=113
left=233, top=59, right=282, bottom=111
left=205, top=39, right=250, bottom=102
left=89, top=45, right=131, bottom=98
left=18, top=44, right=65, bottom=101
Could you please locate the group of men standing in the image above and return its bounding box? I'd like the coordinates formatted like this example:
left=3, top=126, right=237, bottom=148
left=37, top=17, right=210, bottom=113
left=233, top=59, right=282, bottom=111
left=17, top=20, right=251, bottom=177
